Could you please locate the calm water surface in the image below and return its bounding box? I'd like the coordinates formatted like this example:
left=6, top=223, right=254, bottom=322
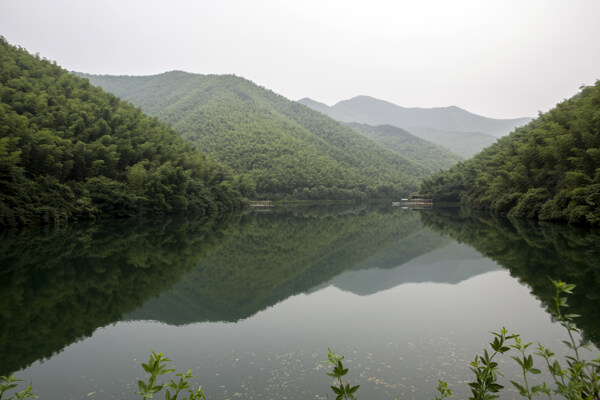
left=2, top=204, right=599, bottom=399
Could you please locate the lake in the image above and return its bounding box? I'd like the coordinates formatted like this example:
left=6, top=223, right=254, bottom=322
left=1, top=204, right=599, bottom=399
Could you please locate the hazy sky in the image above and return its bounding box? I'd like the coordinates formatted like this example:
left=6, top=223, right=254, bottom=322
left=2, top=0, right=599, bottom=119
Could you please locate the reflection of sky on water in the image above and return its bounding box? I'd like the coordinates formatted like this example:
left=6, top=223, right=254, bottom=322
left=20, top=270, right=581, bottom=400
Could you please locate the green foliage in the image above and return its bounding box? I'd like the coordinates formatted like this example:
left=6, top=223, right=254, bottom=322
left=325, top=349, right=360, bottom=400
left=0, top=38, right=242, bottom=227
left=421, top=81, right=600, bottom=225
left=466, top=327, right=514, bottom=400
left=137, top=351, right=205, bottom=400
left=434, top=380, right=453, bottom=400
left=83, top=71, right=428, bottom=199
left=0, top=375, right=35, bottom=400
left=461, top=280, right=600, bottom=400
left=345, top=122, right=463, bottom=173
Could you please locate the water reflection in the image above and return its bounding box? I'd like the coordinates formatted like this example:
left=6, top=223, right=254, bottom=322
left=2, top=205, right=600, bottom=399
left=0, top=215, right=231, bottom=375
left=420, top=207, right=600, bottom=346
left=126, top=207, right=456, bottom=325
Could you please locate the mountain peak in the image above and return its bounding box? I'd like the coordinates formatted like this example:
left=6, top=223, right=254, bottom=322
left=309, top=95, right=532, bottom=137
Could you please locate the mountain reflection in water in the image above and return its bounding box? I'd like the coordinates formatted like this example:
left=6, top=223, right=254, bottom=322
left=2, top=204, right=599, bottom=400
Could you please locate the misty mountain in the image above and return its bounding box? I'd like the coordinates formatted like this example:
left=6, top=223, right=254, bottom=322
left=300, top=96, right=532, bottom=136
left=345, top=123, right=463, bottom=173
left=299, top=96, right=533, bottom=158
left=404, top=127, right=498, bottom=158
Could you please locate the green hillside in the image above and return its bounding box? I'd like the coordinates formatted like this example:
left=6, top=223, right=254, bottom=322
left=401, top=127, right=498, bottom=158
left=0, top=38, right=241, bottom=227
left=346, top=122, right=463, bottom=173
left=420, top=81, right=600, bottom=226
left=83, top=71, right=428, bottom=200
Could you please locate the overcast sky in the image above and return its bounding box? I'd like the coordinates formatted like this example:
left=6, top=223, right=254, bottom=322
left=1, top=0, right=599, bottom=119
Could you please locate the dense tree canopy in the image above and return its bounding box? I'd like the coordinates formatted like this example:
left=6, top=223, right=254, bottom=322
left=84, top=72, right=428, bottom=200
left=0, top=38, right=242, bottom=227
left=420, top=81, right=600, bottom=225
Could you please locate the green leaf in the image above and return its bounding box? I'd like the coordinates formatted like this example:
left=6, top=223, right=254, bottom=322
left=510, top=380, right=527, bottom=396
left=150, top=384, right=163, bottom=393
left=563, top=283, right=576, bottom=293
left=525, top=354, right=534, bottom=369
left=3, top=383, right=18, bottom=391
left=510, top=356, right=525, bottom=368
left=562, top=340, right=574, bottom=349
left=488, top=383, right=503, bottom=392
left=138, top=380, right=148, bottom=392
left=159, top=368, right=176, bottom=376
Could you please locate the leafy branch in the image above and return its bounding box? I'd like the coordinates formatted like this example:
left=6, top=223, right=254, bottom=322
left=325, top=348, right=360, bottom=400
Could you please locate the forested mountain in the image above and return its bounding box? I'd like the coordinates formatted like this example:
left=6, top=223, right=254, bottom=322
left=0, top=38, right=242, bottom=227
left=346, top=122, right=463, bottom=173
left=420, top=81, right=600, bottom=226
left=299, top=96, right=532, bottom=157
left=83, top=72, right=428, bottom=200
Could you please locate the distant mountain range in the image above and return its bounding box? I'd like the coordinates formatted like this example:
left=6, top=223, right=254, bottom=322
left=299, top=96, right=533, bottom=158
